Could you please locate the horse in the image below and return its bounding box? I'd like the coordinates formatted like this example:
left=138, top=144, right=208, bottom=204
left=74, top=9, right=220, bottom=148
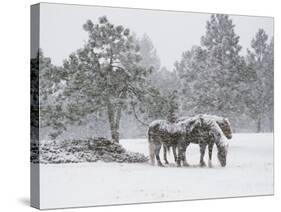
left=177, top=115, right=230, bottom=167
left=148, top=118, right=201, bottom=167
left=178, top=114, right=232, bottom=139
left=163, top=114, right=232, bottom=167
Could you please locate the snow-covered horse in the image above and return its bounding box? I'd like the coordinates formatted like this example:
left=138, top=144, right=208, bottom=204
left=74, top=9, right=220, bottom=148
left=148, top=118, right=201, bottom=167
left=178, top=114, right=232, bottom=139
left=148, top=115, right=231, bottom=167
left=177, top=115, right=230, bottom=167
left=168, top=114, right=232, bottom=167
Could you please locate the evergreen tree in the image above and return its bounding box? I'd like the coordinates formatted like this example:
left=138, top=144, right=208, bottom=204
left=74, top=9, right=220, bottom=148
left=246, top=29, right=273, bottom=132
left=264, top=38, right=274, bottom=131
left=37, top=49, right=66, bottom=138
left=200, top=14, right=246, bottom=119
left=31, top=50, right=40, bottom=142
left=175, top=14, right=250, bottom=129
left=129, top=36, right=179, bottom=125
left=60, top=16, right=152, bottom=143
left=167, top=90, right=179, bottom=123
left=124, top=34, right=166, bottom=123
left=138, top=34, right=161, bottom=71
left=175, top=46, right=208, bottom=115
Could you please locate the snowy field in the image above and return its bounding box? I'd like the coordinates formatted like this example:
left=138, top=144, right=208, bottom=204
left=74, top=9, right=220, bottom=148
left=39, top=133, right=273, bottom=209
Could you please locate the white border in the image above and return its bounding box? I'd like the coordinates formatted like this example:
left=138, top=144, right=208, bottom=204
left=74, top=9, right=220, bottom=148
left=0, top=0, right=279, bottom=211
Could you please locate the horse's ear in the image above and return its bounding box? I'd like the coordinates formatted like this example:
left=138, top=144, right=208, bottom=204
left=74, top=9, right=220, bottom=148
left=188, top=120, right=195, bottom=129
left=187, top=119, right=199, bottom=133
left=194, top=117, right=203, bottom=126
left=189, top=120, right=195, bottom=125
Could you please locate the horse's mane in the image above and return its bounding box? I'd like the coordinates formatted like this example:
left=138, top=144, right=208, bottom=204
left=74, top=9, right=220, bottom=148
left=178, top=114, right=227, bottom=123
left=149, top=119, right=186, bottom=134
left=178, top=114, right=232, bottom=138
left=204, top=119, right=229, bottom=147
left=149, top=117, right=203, bottom=134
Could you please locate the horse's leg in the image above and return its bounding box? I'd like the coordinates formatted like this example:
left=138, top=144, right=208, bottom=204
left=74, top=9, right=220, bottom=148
left=163, top=146, right=169, bottom=164
left=155, top=143, right=164, bottom=167
left=199, top=143, right=207, bottom=167
left=148, top=130, right=155, bottom=165
left=208, top=142, right=214, bottom=167
left=172, top=145, right=177, bottom=163
left=182, top=142, right=190, bottom=167
left=176, top=143, right=185, bottom=167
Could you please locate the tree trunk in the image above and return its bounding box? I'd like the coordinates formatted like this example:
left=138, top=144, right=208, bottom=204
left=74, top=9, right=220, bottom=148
left=111, top=127, right=119, bottom=143
left=107, top=103, right=122, bottom=143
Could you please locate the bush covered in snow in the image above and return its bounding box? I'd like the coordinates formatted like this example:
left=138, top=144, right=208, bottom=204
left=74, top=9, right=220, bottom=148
left=31, top=138, right=148, bottom=164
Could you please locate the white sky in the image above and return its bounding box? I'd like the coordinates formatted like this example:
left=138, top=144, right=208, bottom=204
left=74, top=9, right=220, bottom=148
left=40, top=3, right=274, bottom=71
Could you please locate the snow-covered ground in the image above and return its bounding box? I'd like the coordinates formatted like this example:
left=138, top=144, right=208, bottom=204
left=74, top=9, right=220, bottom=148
left=39, top=133, right=273, bottom=209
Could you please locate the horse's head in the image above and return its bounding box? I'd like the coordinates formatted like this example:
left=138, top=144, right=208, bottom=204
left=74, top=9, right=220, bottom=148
left=210, top=121, right=230, bottom=167
left=217, top=118, right=232, bottom=139
left=217, top=141, right=229, bottom=167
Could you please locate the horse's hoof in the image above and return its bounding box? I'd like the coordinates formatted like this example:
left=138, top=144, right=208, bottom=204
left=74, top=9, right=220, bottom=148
left=183, top=163, right=190, bottom=167
left=165, top=161, right=169, bottom=165
left=158, top=163, right=164, bottom=167
left=200, top=162, right=206, bottom=167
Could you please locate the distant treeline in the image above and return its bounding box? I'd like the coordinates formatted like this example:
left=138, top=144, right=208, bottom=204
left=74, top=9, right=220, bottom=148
left=32, top=14, right=273, bottom=141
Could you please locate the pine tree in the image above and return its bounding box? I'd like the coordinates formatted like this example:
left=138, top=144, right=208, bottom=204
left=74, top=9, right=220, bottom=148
left=264, top=38, right=274, bottom=131
left=200, top=14, right=246, bottom=119
left=138, top=34, right=161, bottom=71
left=128, top=36, right=179, bottom=125
left=246, top=29, right=273, bottom=132
left=36, top=49, right=66, bottom=138
left=175, top=45, right=208, bottom=115
left=60, top=16, right=152, bottom=143
left=175, top=14, right=249, bottom=128
left=167, top=91, right=179, bottom=123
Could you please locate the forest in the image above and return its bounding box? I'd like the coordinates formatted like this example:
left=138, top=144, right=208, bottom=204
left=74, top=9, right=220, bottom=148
left=32, top=14, right=274, bottom=143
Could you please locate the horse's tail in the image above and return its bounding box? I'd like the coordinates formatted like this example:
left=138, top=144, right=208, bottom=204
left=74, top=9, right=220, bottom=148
left=148, top=128, right=155, bottom=165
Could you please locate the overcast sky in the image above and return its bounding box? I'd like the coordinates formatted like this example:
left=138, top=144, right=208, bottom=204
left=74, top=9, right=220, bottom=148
left=40, top=3, right=274, bottom=71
